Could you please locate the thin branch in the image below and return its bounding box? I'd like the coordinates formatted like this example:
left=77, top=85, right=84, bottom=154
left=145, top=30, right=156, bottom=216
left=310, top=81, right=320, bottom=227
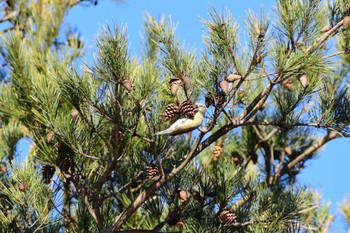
left=297, top=204, right=318, bottom=214
left=101, top=171, right=144, bottom=199
left=322, top=215, right=334, bottom=233
left=225, top=220, right=253, bottom=227
left=0, top=11, right=19, bottom=23
left=323, top=51, right=348, bottom=59
left=284, top=131, right=339, bottom=171
left=109, top=132, right=205, bottom=232
left=273, top=151, right=285, bottom=184
left=230, top=194, right=250, bottom=212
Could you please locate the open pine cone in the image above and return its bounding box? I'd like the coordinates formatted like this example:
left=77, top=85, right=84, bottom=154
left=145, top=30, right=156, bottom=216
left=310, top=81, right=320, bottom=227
left=179, top=100, right=195, bottom=118
left=146, top=165, right=159, bottom=179
left=164, top=103, right=180, bottom=121
left=219, top=210, right=237, bottom=223
left=42, top=164, right=56, bottom=184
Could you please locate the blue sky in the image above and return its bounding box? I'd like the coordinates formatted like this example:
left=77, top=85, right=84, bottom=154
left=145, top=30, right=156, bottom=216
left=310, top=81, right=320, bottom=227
left=65, top=0, right=350, bottom=231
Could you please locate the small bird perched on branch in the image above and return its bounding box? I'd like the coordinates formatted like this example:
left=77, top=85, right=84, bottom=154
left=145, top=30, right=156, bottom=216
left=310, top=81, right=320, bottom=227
left=155, top=103, right=206, bottom=136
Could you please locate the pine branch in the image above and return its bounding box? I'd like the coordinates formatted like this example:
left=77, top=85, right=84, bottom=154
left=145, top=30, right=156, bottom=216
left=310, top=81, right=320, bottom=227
left=70, top=174, right=103, bottom=230
left=284, top=131, right=339, bottom=171
left=322, top=215, right=334, bottom=233
left=109, top=132, right=205, bottom=231
left=0, top=10, right=18, bottom=23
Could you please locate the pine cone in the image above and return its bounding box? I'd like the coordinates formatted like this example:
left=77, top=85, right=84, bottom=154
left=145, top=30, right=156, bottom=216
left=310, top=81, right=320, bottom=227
left=146, top=165, right=159, bottom=179
left=282, top=79, right=294, bottom=91
left=298, top=74, right=308, bottom=87
left=179, top=190, right=187, bottom=203
left=182, top=76, right=191, bottom=89
left=164, top=103, right=180, bottom=121
left=231, top=151, right=241, bottom=166
left=170, top=78, right=182, bottom=96
left=42, top=164, right=56, bottom=184
left=219, top=210, right=237, bottom=223
left=122, top=80, right=132, bottom=91
left=57, top=142, right=74, bottom=175
left=220, top=80, right=229, bottom=94
left=226, top=73, right=241, bottom=82
left=167, top=210, right=181, bottom=226
left=18, top=181, right=29, bottom=192
left=192, top=191, right=204, bottom=204
left=233, top=156, right=241, bottom=166
left=70, top=108, right=79, bottom=122
left=46, top=131, right=55, bottom=142
left=0, top=164, right=7, bottom=173
left=215, top=92, right=227, bottom=108
left=284, top=146, right=292, bottom=155
left=205, top=93, right=214, bottom=107
left=179, top=100, right=195, bottom=118
left=176, top=219, right=185, bottom=228
left=212, top=145, right=223, bottom=161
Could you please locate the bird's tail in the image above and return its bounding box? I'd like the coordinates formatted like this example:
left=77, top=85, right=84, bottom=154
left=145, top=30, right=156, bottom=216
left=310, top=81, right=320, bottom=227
left=155, top=129, right=171, bottom=135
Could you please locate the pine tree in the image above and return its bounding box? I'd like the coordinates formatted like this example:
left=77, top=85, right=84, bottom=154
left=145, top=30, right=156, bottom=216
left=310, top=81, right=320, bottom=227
left=1, top=0, right=350, bottom=232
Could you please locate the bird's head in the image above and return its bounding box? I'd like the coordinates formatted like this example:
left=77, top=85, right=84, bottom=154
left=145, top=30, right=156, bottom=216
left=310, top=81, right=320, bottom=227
left=194, top=103, right=206, bottom=114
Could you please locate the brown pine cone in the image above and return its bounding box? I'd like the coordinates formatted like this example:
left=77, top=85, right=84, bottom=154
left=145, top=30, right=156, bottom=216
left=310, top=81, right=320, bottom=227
left=176, top=219, right=185, bottom=228
left=0, top=164, right=7, bottom=173
left=231, top=151, right=241, bottom=166
left=18, top=181, right=30, bottom=192
left=179, top=190, right=187, bottom=203
left=182, top=76, right=191, bottom=89
left=192, top=191, right=204, bottom=204
left=122, top=80, right=132, bottom=91
left=167, top=210, right=181, bottom=226
left=170, top=78, right=182, bottom=96
left=215, top=92, right=227, bottom=108
left=46, top=131, right=55, bottom=142
left=179, top=100, right=195, bottom=118
left=146, top=165, right=159, bottom=179
left=164, top=103, right=180, bottom=121
left=284, top=146, right=292, bottom=155
left=282, top=79, right=294, bottom=91
left=70, top=108, right=79, bottom=122
left=226, top=73, right=241, bottom=82
left=57, top=143, right=74, bottom=175
left=298, top=74, right=308, bottom=87
left=219, top=210, right=237, bottom=223
left=220, top=80, right=229, bottom=94
left=42, top=164, right=56, bottom=184
left=212, top=145, right=223, bottom=161
left=205, top=93, right=214, bottom=107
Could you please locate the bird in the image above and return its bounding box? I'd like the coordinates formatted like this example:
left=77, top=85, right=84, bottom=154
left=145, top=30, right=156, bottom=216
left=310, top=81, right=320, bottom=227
left=155, top=103, right=206, bottom=136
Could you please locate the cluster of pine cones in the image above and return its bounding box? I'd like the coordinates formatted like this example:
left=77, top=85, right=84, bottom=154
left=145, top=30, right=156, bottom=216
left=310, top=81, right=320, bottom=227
left=164, top=100, right=196, bottom=121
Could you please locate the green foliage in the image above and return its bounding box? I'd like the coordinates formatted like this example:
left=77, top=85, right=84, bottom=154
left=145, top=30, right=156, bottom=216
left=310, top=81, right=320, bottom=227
left=1, top=0, right=350, bottom=232
left=0, top=159, right=55, bottom=232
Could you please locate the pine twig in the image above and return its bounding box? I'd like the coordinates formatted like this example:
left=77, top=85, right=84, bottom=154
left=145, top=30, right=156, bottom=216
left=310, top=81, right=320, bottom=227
left=285, top=131, right=339, bottom=170
left=322, top=215, right=334, bottom=233
left=0, top=11, right=19, bottom=23
left=225, top=220, right=253, bottom=227
left=297, top=204, right=318, bottom=214
left=109, top=132, right=205, bottom=232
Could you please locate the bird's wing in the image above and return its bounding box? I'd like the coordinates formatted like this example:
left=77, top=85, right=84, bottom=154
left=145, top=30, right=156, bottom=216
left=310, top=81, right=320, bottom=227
left=169, top=118, right=189, bottom=129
